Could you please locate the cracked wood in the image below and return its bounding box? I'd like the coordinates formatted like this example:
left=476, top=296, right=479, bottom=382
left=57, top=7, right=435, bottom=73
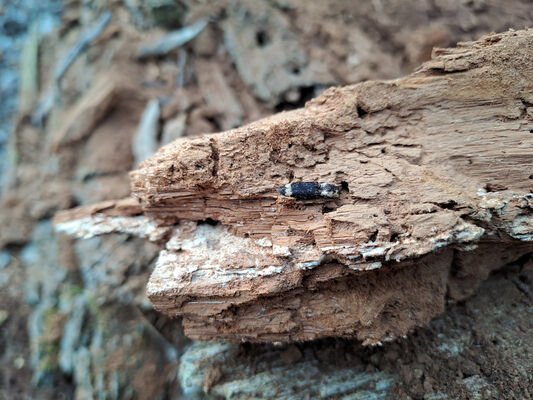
left=55, top=29, right=533, bottom=344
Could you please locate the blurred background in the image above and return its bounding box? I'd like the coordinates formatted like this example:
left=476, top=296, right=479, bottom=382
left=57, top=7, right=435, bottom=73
left=0, top=1, right=532, bottom=399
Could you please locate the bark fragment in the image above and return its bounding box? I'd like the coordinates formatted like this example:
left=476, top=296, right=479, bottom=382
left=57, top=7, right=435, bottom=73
left=55, top=29, right=533, bottom=344
left=50, top=73, right=121, bottom=150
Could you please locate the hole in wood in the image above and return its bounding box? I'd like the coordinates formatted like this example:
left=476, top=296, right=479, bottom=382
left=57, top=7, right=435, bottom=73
left=357, top=105, right=368, bottom=118
left=322, top=205, right=335, bottom=214
left=340, top=181, right=349, bottom=192
left=198, top=218, right=219, bottom=226
left=255, top=30, right=270, bottom=47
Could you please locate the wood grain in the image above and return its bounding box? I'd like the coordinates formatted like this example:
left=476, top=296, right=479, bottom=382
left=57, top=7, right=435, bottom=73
left=56, top=29, right=533, bottom=344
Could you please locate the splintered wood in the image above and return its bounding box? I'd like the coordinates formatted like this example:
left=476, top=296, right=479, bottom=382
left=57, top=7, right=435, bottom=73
left=55, top=30, right=533, bottom=344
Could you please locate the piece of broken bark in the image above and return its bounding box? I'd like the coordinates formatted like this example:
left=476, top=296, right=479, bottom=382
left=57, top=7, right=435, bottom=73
left=55, top=29, right=533, bottom=345
left=194, top=59, right=244, bottom=130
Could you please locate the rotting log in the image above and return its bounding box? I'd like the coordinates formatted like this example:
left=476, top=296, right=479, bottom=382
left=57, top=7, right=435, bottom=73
left=54, top=29, right=533, bottom=345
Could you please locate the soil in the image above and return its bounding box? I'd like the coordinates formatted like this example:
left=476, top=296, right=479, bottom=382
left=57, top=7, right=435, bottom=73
left=0, top=0, right=532, bottom=399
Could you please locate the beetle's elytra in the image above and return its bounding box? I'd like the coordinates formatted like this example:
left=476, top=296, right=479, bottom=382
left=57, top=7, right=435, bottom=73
left=277, top=182, right=340, bottom=200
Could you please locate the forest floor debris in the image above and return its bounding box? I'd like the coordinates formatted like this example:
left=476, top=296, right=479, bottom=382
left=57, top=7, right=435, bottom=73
left=1, top=1, right=532, bottom=399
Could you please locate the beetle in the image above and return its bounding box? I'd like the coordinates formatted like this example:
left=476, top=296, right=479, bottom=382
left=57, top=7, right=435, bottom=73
left=277, top=182, right=340, bottom=200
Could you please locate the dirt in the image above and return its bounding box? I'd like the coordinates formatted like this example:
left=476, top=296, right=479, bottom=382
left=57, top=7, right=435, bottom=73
left=0, top=0, right=532, bottom=399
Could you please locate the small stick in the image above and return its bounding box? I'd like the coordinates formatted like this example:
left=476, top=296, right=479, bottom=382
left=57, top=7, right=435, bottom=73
left=137, top=19, right=208, bottom=59
left=32, top=11, right=112, bottom=126
left=54, top=11, right=112, bottom=82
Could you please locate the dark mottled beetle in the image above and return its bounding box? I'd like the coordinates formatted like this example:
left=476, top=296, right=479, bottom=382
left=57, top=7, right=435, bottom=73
left=277, top=182, right=340, bottom=200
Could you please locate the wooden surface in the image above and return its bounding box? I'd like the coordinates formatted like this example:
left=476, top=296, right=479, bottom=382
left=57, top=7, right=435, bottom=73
left=56, top=29, right=533, bottom=344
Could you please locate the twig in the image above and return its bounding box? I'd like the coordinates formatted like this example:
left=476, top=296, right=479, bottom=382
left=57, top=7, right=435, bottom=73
left=54, top=11, right=112, bottom=82
left=176, top=49, right=188, bottom=88
left=132, top=99, right=160, bottom=166
left=31, top=11, right=112, bottom=126
left=137, top=19, right=208, bottom=59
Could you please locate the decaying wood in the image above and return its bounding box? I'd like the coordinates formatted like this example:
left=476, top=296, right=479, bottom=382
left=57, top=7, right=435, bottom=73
left=55, top=30, right=533, bottom=345
left=32, top=12, right=112, bottom=126
left=194, top=59, right=244, bottom=130
left=50, top=73, right=121, bottom=150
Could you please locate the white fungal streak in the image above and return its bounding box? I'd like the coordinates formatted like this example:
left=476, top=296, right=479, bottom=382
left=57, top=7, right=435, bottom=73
left=149, top=218, right=490, bottom=298
left=295, top=261, right=321, bottom=269
left=475, top=191, right=533, bottom=240
left=148, top=224, right=330, bottom=297
left=60, top=212, right=492, bottom=301
left=148, top=224, right=286, bottom=296
left=510, top=215, right=533, bottom=241
left=273, top=244, right=291, bottom=256
left=55, top=215, right=169, bottom=241
left=322, top=220, right=485, bottom=267
left=60, top=203, right=506, bottom=307
left=360, top=245, right=387, bottom=259
left=148, top=248, right=287, bottom=295
left=346, top=262, right=382, bottom=271
left=255, top=237, right=273, bottom=247
left=295, top=254, right=328, bottom=269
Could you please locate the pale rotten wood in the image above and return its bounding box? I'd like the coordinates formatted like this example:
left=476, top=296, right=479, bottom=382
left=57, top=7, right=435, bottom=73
left=55, top=30, right=533, bottom=344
